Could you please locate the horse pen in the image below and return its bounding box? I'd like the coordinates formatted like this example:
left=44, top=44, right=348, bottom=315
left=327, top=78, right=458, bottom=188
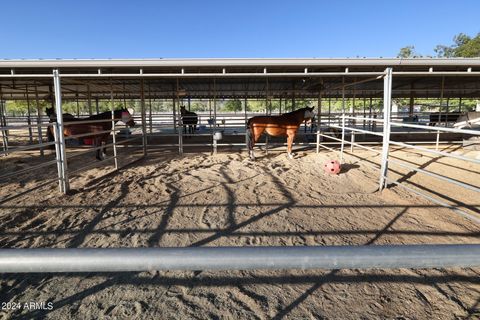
left=0, top=58, right=479, bottom=319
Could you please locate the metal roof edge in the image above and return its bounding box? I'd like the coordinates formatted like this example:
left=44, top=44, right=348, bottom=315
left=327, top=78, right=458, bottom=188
left=0, top=57, right=479, bottom=68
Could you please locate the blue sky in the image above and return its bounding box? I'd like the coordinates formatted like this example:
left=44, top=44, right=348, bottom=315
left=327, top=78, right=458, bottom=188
left=1, top=0, right=479, bottom=59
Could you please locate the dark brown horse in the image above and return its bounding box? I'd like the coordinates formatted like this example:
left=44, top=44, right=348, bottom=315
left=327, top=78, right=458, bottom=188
left=180, top=106, right=198, bottom=135
left=246, top=107, right=315, bottom=160
left=45, top=107, right=77, bottom=143
left=49, top=108, right=135, bottom=160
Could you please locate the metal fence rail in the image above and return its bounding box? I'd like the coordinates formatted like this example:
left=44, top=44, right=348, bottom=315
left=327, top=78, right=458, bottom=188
left=0, top=119, right=60, bottom=202
left=316, top=68, right=480, bottom=224
left=1, top=65, right=480, bottom=275
left=0, top=70, right=147, bottom=196
left=1, top=244, right=479, bottom=273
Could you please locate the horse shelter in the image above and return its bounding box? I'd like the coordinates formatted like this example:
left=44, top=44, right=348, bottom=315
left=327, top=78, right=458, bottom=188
left=0, top=58, right=479, bottom=273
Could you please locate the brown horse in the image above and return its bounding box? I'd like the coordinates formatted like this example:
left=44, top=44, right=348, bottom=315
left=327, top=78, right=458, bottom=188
left=50, top=108, right=135, bottom=160
left=45, top=107, right=77, bottom=144
left=246, top=107, right=315, bottom=160
left=180, top=106, right=198, bottom=135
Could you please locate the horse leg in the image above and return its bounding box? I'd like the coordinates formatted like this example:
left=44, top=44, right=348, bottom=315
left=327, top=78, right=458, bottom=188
left=251, top=128, right=265, bottom=160
left=94, top=138, right=102, bottom=161
left=246, top=126, right=256, bottom=160
left=287, top=132, right=295, bottom=159
left=47, top=125, right=55, bottom=149
left=102, top=140, right=107, bottom=159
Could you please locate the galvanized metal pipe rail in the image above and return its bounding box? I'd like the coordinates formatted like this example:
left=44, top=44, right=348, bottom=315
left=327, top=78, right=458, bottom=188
left=386, top=178, right=480, bottom=225
left=0, top=244, right=479, bottom=273
left=390, top=121, right=480, bottom=136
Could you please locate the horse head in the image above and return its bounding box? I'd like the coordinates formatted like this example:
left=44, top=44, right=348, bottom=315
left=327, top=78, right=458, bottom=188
left=45, top=107, right=55, bottom=117
left=119, top=108, right=136, bottom=127
left=180, top=106, right=187, bottom=115
left=303, top=107, right=316, bottom=126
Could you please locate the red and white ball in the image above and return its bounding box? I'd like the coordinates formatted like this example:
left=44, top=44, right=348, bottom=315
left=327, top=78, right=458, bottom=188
left=323, top=159, right=341, bottom=175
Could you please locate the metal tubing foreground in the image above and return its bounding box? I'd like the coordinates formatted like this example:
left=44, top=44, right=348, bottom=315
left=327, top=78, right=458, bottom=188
left=0, top=245, right=479, bottom=273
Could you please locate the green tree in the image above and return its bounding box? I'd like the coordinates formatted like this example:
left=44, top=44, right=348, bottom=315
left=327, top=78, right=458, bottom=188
left=189, top=101, right=207, bottom=112
left=397, top=46, right=417, bottom=58
left=223, top=99, right=242, bottom=113
left=454, top=33, right=480, bottom=57
left=435, top=32, right=480, bottom=57
left=247, top=100, right=266, bottom=112
left=434, top=45, right=455, bottom=57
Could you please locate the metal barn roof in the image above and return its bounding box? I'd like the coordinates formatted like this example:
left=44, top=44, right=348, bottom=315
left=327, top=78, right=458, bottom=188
left=0, top=58, right=479, bottom=100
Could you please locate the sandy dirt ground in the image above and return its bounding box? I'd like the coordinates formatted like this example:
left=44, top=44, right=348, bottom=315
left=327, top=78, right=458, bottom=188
left=0, top=144, right=479, bottom=319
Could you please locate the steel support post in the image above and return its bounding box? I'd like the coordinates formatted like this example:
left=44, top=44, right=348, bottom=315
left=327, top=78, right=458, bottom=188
left=265, top=78, right=269, bottom=154
left=340, top=114, right=346, bottom=163
left=316, top=90, right=322, bottom=154
left=95, top=98, right=100, bottom=114
left=340, top=80, right=346, bottom=163
left=178, top=99, right=183, bottom=156
left=110, top=80, right=118, bottom=169
left=53, top=69, right=69, bottom=193
left=244, top=96, right=248, bottom=149
left=291, top=80, right=296, bottom=111
left=213, top=78, right=217, bottom=155
left=439, top=76, right=445, bottom=126
left=52, top=123, right=63, bottom=190
left=140, top=79, right=147, bottom=157
left=328, top=97, right=331, bottom=126
left=379, top=68, right=393, bottom=190
left=0, top=83, right=7, bottom=155
left=0, top=99, right=8, bottom=156
left=446, top=98, right=450, bottom=119
left=409, top=83, right=415, bottom=117
left=317, top=90, right=322, bottom=132
left=87, top=83, right=92, bottom=115
left=351, top=86, right=356, bottom=127
left=25, top=85, right=33, bottom=144
left=122, top=82, right=127, bottom=108
left=173, top=97, right=177, bottom=133
left=34, top=83, right=44, bottom=156
left=244, top=96, right=248, bottom=124
left=208, top=97, right=212, bottom=119
left=148, top=83, right=153, bottom=134
left=369, top=97, right=373, bottom=130
left=350, top=131, right=355, bottom=152
left=175, top=79, right=183, bottom=156
left=213, top=79, right=217, bottom=126
left=76, top=94, right=80, bottom=117
left=178, top=124, right=183, bottom=155
left=363, top=96, right=367, bottom=129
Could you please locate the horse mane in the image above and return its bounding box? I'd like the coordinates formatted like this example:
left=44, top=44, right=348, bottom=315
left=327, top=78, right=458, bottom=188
left=281, top=107, right=312, bottom=116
